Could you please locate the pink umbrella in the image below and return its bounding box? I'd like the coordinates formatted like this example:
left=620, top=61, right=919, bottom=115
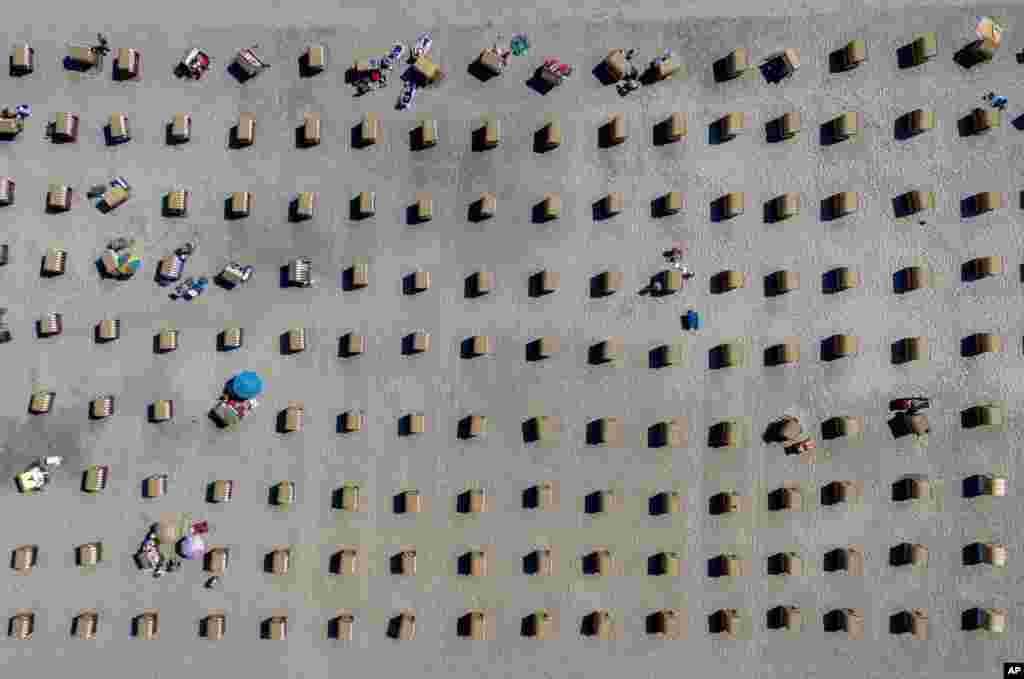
left=178, top=534, right=207, bottom=560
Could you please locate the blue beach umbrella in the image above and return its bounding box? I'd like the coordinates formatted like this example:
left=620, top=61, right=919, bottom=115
left=230, top=371, right=263, bottom=399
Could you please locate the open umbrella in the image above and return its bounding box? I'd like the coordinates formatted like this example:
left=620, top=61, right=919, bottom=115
left=230, top=371, right=263, bottom=400
left=178, top=534, right=206, bottom=560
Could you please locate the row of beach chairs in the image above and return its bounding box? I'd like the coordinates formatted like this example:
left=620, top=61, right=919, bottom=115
left=15, top=183, right=1018, bottom=220
left=54, top=470, right=1011, bottom=504
left=9, top=539, right=1008, bottom=578
left=6, top=32, right=978, bottom=87
left=22, top=254, right=1019, bottom=292
left=23, top=321, right=1024, bottom=365
left=0, top=605, right=1009, bottom=641
left=1, top=106, right=1003, bottom=149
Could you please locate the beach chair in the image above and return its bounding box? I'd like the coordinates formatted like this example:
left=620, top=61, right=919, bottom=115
left=415, top=118, right=437, bottom=149
left=414, top=193, right=433, bottom=222
left=962, top=333, right=1002, bottom=356
left=464, top=336, right=492, bottom=357
left=602, top=191, right=624, bottom=216
left=0, top=177, right=13, bottom=205
left=293, top=191, right=317, bottom=220
left=347, top=262, right=369, bottom=289
left=42, top=248, right=67, bottom=276
left=604, top=49, right=627, bottom=82
left=301, top=112, right=321, bottom=146
left=304, top=45, right=326, bottom=73
left=37, top=312, right=63, bottom=337
left=29, top=391, right=54, bottom=414
left=355, top=191, right=375, bottom=218
left=76, top=542, right=101, bottom=567
left=971, top=191, right=1003, bottom=213
left=594, top=270, right=624, bottom=296
left=765, top=270, right=799, bottom=295
left=604, top=113, right=627, bottom=145
left=108, top=113, right=131, bottom=143
left=358, top=114, right=380, bottom=147
left=768, top=486, right=802, bottom=512
left=718, top=192, right=745, bottom=218
left=135, top=611, right=159, bottom=640
left=406, top=270, right=431, bottom=294
left=831, top=112, right=860, bottom=140
left=83, top=465, right=109, bottom=492
left=467, top=271, right=493, bottom=297
left=767, top=606, right=801, bottom=631
left=90, top=395, right=115, bottom=419
left=771, top=193, right=800, bottom=220
left=718, top=112, right=745, bottom=140
left=339, top=411, right=364, bottom=434
left=10, top=611, right=34, bottom=640
left=47, top=184, right=72, bottom=211
left=235, top=113, right=255, bottom=146
left=396, top=489, right=423, bottom=515
left=287, top=257, right=312, bottom=286
left=282, top=403, right=304, bottom=432
left=821, top=481, right=856, bottom=506
left=963, top=474, right=1007, bottom=498
left=892, top=476, right=930, bottom=502
left=962, top=404, right=1003, bottom=428
left=538, top=120, right=560, bottom=150
left=591, top=337, right=623, bottom=363
left=835, top=39, right=866, bottom=70
left=523, top=611, right=554, bottom=638
left=272, top=481, right=296, bottom=506
left=143, top=474, right=167, bottom=498
left=709, top=553, right=744, bottom=577
left=828, top=191, right=860, bottom=217
left=401, top=413, right=426, bottom=435
left=709, top=609, right=741, bottom=636
left=337, top=483, right=361, bottom=510
left=228, top=191, right=252, bottom=218
left=389, top=612, right=416, bottom=640
left=115, top=48, right=141, bottom=78
left=340, top=332, right=365, bottom=357
left=210, top=480, right=234, bottom=503
left=892, top=336, right=927, bottom=363
left=709, top=491, right=742, bottom=515
left=965, top=256, right=1002, bottom=278
left=767, top=551, right=802, bottom=576
left=96, top=319, right=120, bottom=342
left=52, top=112, right=79, bottom=141
left=662, top=190, right=683, bottom=215
left=823, top=546, right=864, bottom=574
left=203, top=612, right=226, bottom=640
left=266, top=616, right=288, bottom=640
left=910, top=33, right=937, bottom=64
left=906, top=109, right=934, bottom=135
left=332, top=548, right=359, bottom=576
left=156, top=329, right=179, bottom=352
left=169, top=113, right=191, bottom=143
left=661, top=112, right=686, bottom=143
left=206, top=547, right=229, bottom=574
left=716, top=48, right=749, bottom=80
left=824, top=609, right=863, bottom=638
left=74, top=610, right=98, bottom=640
left=776, top=111, right=801, bottom=139
left=531, top=270, right=560, bottom=296
left=405, top=331, right=430, bottom=354
left=890, top=542, right=928, bottom=567
left=540, top=193, right=561, bottom=220
left=11, top=44, right=34, bottom=74
left=970, top=108, right=999, bottom=134
left=12, top=545, right=37, bottom=573
left=165, top=189, right=189, bottom=216
left=480, top=119, right=500, bottom=149
left=713, top=270, right=746, bottom=293
left=900, top=189, right=934, bottom=215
